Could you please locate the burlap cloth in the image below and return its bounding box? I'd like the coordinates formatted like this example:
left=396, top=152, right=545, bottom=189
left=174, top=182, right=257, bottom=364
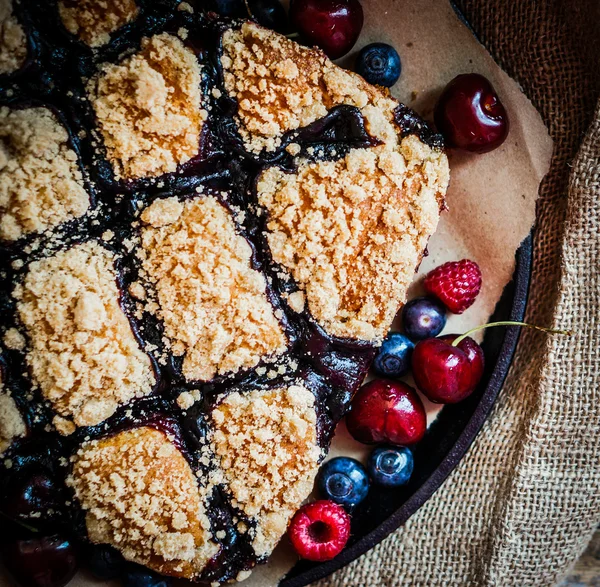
left=317, top=1, right=600, bottom=585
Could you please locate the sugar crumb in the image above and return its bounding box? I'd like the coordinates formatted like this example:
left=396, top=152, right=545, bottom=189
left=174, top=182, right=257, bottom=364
left=3, top=327, right=25, bottom=350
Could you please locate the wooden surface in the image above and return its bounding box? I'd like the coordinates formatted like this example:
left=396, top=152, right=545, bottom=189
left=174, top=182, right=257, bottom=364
left=561, top=532, right=600, bottom=586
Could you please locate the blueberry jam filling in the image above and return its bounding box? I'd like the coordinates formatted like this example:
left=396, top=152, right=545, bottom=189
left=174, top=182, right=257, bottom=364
left=0, top=5, right=446, bottom=585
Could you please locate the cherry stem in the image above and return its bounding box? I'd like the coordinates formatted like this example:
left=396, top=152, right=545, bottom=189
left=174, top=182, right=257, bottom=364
left=451, top=321, right=572, bottom=347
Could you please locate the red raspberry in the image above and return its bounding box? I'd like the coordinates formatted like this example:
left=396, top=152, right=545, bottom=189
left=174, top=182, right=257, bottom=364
left=424, top=259, right=482, bottom=314
left=287, top=500, right=351, bottom=561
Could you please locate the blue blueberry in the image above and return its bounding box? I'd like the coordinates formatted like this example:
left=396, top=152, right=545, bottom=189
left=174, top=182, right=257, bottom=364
left=317, top=457, right=369, bottom=508
left=248, top=0, right=289, bottom=33
left=87, top=545, right=124, bottom=581
left=402, top=296, right=447, bottom=340
left=368, top=446, right=414, bottom=487
left=355, top=43, right=401, bottom=87
left=373, top=332, right=414, bottom=378
left=123, top=565, right=170, bottom=587
left=209, top=0, right=246, bottom=17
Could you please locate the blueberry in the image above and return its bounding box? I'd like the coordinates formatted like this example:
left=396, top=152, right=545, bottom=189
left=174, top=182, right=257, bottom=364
left=87, top=545, right=124, bottom=581
left=209, top=0, right=246, bottom=17
left=373, top=332, right=414, bottom=378
left=355, top=43, right=401, bottom=87
left=248, top=0, right=289, bottom=33
left=316, top=457, right=369, bottom=508
left=123, top=565, right=170, bottom=587
left=402, top=296, right=447, bottom=340
left=368, top=446, right=414, bottom=487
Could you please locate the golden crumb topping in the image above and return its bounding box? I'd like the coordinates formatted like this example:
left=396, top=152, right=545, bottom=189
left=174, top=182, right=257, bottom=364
left=88, top=33, right=205, bottom=180
left=212, top=385, right=320, bottom=557
left=67, top=427, right=218, bottom=578
left=13, top=242, right=155, bottom=430
left=221, top=22, right=394, bottom=152
left=139, top=195, right=287, bottom=381
left=0, top=107, right=90, bottom=242
left=0, top=0, right=26, bottom=75
left=58, top=0, right=139, bottom=48
left=258, top=133, right=449, bottom=341
left=0, top=368, right=26, bottom=455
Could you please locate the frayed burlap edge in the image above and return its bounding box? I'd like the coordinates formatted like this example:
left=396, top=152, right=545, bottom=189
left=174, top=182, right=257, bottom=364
left=317, top=1, right=600, bottom=585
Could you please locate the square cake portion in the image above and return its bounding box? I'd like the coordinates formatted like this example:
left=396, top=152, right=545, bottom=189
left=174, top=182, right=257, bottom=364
left=67, top=426, right=218, bottom=578
left=258, top=134, right=448, bottom=341
left=136, top=195, right=288, bottom=381
left=211, top=384, right=321, bottom=558
left=13, top=241, right=155, bottom=433
left=0, top=106, right=90, bottom=242
left=87, top=33, right=206, bottom=181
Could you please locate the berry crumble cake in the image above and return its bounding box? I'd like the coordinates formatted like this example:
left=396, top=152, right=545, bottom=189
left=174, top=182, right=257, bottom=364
left=0, top=1, right=449, bottom=584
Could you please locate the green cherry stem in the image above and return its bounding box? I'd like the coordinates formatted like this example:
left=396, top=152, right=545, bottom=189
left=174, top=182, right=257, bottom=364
left=451, top=321, right=573, bottom=347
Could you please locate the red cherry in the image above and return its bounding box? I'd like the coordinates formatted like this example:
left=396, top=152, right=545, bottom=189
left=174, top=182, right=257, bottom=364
left=290, top=0, right=364, bottom=60
left=345, top=380, right=426, bottom=445
left=288, top=500, right=351, bottom=561
left=1, top=536, right=79, bottom=587
left=412, top=335, right=484, bottom=403
left=434, top=73, right=509, bottom=153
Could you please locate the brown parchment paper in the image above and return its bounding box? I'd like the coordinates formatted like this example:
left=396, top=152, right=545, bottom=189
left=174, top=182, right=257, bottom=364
left=22, top=1, right=552, bottom=587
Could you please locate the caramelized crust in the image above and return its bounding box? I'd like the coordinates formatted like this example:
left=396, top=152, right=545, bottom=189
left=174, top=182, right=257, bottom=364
left=0, top=0, right=26, bottom=75
left=139, top=196, right=288, bottom=381
left=0, top=107, right=90, bottom=242
left=13, top=242, right=155, bottom=430
left=88, top=33, right=205, bottom=180
left=68, top=427, right=218, bottom=578
left=211, top=385, right=320, bottom=556
left=58, top=0, right=139, bottom=48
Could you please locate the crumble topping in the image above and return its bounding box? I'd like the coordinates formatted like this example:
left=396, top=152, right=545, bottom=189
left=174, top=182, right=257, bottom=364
left=88, top=33, right=205, bottom=180
left=0, top=0, right=26, bottom=75
left=0, top=107, right=90, bottom=242
left=258, top=133, right=449, bottom=340
left=211, top=385, right=320, bottom=557
left=58, top=0, right=139, bottom=48
left=13, top=242, right=155, bottom=429
left=67, top=427, right=217, bottom=578
left=221, top=22, right=398, bottom=152
left=0, top=370, right=26, bottom=455
left=139, top=196, right=287, bottom=381
left=3, top=327, right=25, bottom=350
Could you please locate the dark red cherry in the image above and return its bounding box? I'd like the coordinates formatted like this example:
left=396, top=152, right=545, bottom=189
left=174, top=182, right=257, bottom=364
left=1, top=536, right=78, bottom=587
left=345, top=380, right=426, bottom=445
left=290, top=0, right=364, bottom=60
left=434, top=73, right=509, bottom=153
left=2, top=470, right=62, bottom=526
left=412, top=335, right=484, bottom=403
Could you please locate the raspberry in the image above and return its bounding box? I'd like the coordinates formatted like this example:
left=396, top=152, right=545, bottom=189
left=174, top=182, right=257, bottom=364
left=287, top=500, right=351, bottom=561
left=424, top=259, right=482, bottom=314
